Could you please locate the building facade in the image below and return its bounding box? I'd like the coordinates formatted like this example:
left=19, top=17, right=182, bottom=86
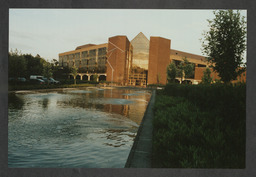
left=59, top=32, right=246, bottom=85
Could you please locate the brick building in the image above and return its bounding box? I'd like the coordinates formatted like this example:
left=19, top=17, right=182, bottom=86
left=58, top=32, right=246, bottom=85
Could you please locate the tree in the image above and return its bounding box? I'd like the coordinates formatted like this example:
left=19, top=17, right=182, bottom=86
left=71, top=66, right=78, bottom=85
left=8, top=50, right=27, bottom=78
left=201, top=67, right=212, bottom=84
left=176, top=57, right=194, bottom=83
left=92, top=74, right=98, bottom=82
left=24, top=53, right=45, bottom=77
left=157, top=73, right=161, bottom=85
left=202, top=10, right=246, bottom=83
left=183, top=58, right=194, bottom=79
left=52, top=59, right=59, bottom=66
left=43, top=62, right=53, bottom=85
left=167, top=62, right=177, bottom=83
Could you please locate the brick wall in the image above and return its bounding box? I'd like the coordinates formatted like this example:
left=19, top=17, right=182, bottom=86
left=148, top=37, right=171, bottom=85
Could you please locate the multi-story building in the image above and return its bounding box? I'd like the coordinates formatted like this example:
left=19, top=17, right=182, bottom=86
left=58, top=32, right=246, bottom=85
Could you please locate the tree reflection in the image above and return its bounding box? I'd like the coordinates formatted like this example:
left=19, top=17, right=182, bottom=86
left=8, top=93, right=24, bottom=110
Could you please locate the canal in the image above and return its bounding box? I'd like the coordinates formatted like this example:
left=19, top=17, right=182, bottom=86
left=8, top=87, right=151, bottom=168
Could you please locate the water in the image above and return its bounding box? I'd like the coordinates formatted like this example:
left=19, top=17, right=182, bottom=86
left=8, top=87, right=151, bottom=168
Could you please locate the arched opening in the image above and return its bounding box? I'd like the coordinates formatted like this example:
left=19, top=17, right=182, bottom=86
left=99, top=75, right=106, bottom=82
left=89, top=75, right=99, bottom=82
left=89, top=75, right=94, bottom=81
left=76, top=75, right=81, bottom=80
left=82, top=75, right=89, bottom=81
left=182, top=80, right=192, bottom=84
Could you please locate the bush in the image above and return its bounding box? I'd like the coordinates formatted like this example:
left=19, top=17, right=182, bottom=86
left=152, top=83, right=245, bottom=168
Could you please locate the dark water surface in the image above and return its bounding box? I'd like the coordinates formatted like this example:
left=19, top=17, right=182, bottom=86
left=8, top=87, right=151, bottom=168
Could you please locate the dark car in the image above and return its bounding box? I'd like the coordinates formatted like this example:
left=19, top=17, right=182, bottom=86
left=17, top=77, right=27, bottom=82
left=9, top=77, right=27, bottom=84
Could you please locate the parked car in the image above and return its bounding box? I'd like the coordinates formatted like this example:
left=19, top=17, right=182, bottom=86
left=49, top=78, right=60, bottom=84
left=30, top=75, right=44, bottom=80
left=17, top=77, right=26, bottom=82
left=9, top=77, right=27, bottom=83
left=42, top=77, right=60, bottom=84
left=42, top=77, right=49, bottom=83
left=29, top=79, right=45, bottom=85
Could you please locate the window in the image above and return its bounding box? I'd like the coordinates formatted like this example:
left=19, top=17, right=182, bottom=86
left=82, top=51, right=88, bottom=58
left=198, top=64, right=206, bottom=67
left=89, top=50, right=96, bottom=57
left=98, top=47, right=107, bottom=56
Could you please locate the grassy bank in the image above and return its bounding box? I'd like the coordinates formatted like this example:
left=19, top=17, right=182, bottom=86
left=152, top=83, right=246, bottom=168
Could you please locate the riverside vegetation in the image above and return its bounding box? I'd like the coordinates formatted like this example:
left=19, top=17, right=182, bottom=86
left=152, top=83, right=246, bottom=168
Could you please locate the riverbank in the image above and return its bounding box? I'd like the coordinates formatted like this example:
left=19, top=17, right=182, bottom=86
left=8, top=83, right=156, bottom=93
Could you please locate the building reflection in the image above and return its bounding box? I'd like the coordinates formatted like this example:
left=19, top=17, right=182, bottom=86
left=56, top=89, right=150, bottom=125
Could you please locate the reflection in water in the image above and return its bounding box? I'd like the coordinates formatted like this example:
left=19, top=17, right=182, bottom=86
left=39, top=98, right=49, bottom=109
left=8, top=93, right=24, bottom=110
left=8, top=88, right=151, bottom=168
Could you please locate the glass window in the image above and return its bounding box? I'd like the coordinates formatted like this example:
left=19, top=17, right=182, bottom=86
left=131, top=33, right=150, bottom=71
left=98, top=47, right=107, bottom=56
left=82, top=51, right=88, bottom=58
left=75, top=53, right=80, bottom=59
left=89, top=50, right=96, bottom=57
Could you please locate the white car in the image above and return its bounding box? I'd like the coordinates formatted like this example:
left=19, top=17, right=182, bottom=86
left=49, top=78, right=60, bottom=84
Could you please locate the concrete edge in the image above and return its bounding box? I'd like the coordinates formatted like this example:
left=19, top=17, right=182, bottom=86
left=125, top=89, right=156, bottom=168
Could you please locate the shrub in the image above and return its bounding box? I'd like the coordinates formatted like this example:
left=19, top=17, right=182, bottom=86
left=153, top=84, right=245, bottom=168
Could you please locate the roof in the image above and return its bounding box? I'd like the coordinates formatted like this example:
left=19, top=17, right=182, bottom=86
left=131, top=32, right=149, bottom=43
left=75, top=44, right=96, bottom=50
left=170, top=49, right=206, bottom=61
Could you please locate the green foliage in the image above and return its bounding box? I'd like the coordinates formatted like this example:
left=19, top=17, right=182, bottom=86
left=8, top=50, right=63, bottom=82
left=43, top=62, right=53, bottom=84
left=70, top=66, right=78, bottom=85
left=157, top=73, right=161, bottom=85
left=153, top=84, right=246, bottom=168
left=167, top=62, right=177, bottom=83
left=9, top=49, right=27, bottom=78
left=92, top=74, right=98, bottom=82
left=202, top=10, right=247, bottom=83
left=176, top=57, right=195, bottom=82
left=201, top=67, right=212, bottom=84
left=183, top=58, right=194, bottom=79
left=23, top=53, right=46, bottom=76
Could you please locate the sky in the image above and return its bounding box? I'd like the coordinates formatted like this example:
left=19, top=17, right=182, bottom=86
left=9, top=9, right=247, bottom=62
